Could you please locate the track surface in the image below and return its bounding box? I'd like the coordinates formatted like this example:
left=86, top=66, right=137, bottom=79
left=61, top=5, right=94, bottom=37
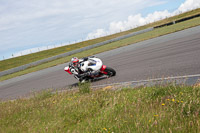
left=1, top=26, right=200, bottom=100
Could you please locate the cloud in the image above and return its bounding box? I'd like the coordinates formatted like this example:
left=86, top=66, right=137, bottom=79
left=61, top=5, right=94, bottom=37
left=86, top=29, right=107, bottom=39
left=0, top=1, right=75, bottom=32
left=87, top=0, right=200, bottom=39
left=178, top=0, right=200, bottom=13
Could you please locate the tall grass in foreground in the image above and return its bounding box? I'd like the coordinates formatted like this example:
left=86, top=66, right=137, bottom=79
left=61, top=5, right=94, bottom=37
left=78, top=82, right=91, bottom=94
left=0, top=85, right=199, bottom=132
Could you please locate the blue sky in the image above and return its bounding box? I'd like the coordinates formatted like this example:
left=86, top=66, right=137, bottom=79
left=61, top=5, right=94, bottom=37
left=0, top=0, right=199, bottom=60
left=141, top=1, right=185, bottom=16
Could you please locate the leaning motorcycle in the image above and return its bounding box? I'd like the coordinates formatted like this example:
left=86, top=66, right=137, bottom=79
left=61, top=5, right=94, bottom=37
left=65, top=57, right=116, bottom=82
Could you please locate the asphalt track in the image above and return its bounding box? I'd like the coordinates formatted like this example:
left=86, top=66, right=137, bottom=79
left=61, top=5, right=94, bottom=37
left=1, top=26, right=200, bottom=100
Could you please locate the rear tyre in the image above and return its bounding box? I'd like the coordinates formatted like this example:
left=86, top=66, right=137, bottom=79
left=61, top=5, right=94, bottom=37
left=104, top=67, right=116, bottom=77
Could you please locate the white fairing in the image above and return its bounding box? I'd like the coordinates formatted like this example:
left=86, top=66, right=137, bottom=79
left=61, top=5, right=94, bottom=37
left=80, top=57, right=102, bottom=72
left=64, top=66, right=69, bottom=71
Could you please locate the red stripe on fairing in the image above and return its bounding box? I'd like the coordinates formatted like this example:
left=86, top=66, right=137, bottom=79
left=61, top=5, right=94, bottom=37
left=100, top=65, right=108, bottom=74
left=65, top=67, right=72, bottom=75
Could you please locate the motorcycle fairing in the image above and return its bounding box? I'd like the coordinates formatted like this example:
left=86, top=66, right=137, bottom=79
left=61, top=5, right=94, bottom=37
left=64, top=66, right=72, bottom=75
left=100, top=65, right=108, bottom=74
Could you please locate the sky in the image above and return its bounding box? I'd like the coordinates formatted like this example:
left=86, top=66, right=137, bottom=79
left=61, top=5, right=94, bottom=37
left=0, top=0, right=200, bottom=60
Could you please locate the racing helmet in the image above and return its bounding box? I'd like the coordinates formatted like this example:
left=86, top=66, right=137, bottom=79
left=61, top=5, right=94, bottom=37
left=71, top=57, right=79, bottom=66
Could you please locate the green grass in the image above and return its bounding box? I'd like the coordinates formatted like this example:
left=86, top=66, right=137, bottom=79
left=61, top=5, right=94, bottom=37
left=1, top=16, right=200, bottom=81
left=0, top=84, right=199, bottom=132
left=0, top=8, right=200, bottom=72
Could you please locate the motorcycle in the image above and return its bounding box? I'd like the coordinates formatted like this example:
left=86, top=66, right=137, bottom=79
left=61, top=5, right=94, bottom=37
left=65, top=57, right=116, bottom=82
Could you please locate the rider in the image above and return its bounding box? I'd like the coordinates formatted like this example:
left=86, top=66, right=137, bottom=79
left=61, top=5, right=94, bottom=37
left=64, top=56, right=101, bottom=82
left=64, top=57, right=82, bottom=81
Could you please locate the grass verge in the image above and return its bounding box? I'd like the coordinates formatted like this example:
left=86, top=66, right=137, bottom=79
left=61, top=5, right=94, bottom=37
left=1, top=16, right=200, bottom=81
left=0, top=8, right=200, bottom=72
left=0, top=84, right=199, bottom=132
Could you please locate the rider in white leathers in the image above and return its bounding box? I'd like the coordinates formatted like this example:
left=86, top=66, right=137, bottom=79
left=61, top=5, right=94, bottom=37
left=64, top=56, right=102, bottom=82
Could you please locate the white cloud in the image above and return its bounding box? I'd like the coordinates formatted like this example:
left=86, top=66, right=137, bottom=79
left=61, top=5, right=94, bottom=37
left=0, top=1, right=75, bottom=32
left=87, top=29, right=107, bottom=39
left=178, top=0, right=200, bottom=13
left=87, top=0, right=200, bottom=39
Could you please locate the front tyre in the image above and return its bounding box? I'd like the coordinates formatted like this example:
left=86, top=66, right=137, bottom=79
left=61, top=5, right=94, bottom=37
left=104, top=67, right=116, bottom=77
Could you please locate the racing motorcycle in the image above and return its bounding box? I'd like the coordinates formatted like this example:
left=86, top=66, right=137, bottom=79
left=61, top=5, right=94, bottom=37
left=65, top=57, right=116, bottom=82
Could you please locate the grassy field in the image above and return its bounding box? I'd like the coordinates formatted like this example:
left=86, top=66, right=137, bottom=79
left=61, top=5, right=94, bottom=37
left=0, top=83, right=199, bottom=132
left=1, top=15, right=200, bottom=81
left=0, top=8, right=200, bottom=72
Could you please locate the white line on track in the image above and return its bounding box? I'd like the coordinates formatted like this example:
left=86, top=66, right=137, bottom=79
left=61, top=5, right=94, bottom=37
left=92, top=74, right=200, bottom=88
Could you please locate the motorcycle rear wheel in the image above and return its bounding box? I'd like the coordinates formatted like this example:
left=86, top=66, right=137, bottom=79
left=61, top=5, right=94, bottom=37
left=104, top=67, right=116, bottom=77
